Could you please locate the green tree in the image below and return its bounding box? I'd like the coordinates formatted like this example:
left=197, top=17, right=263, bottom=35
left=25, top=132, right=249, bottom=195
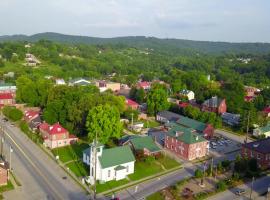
left=147, top=84, right=170, bottom=116
left=2, top=106, right=23, bottom=121
left=195, top=169, right=203, bottom=178
left=86, top=104, right=123, bottom=144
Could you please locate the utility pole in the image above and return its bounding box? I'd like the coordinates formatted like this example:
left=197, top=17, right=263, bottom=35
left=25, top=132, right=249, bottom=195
left=93, top=132, right=98, bottom=200
left=245, top=110, right=250, bottom=143
left=250, top=176, right=255, bottom=200
left=210, top=157, right=214, bottom=177
left=9, top=146, right=13, bottom=171
left=131, top=113, right=134, bottom=126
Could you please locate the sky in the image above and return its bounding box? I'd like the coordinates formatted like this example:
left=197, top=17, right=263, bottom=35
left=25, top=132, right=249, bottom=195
left=0, top=0, right=270, bottom=42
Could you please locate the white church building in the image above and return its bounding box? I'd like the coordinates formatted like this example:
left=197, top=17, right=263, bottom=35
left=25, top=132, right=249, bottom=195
left=82, top=141, right=135, bottom=184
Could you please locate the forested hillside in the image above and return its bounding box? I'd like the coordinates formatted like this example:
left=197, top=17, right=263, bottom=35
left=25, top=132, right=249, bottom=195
left=1, top=32, right=270, bottom=55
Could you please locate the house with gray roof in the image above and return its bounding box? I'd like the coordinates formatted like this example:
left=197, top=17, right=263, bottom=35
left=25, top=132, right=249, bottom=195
left=68, top=78, right=91, bottom=86
left=82, top=142, right=135, bottom=184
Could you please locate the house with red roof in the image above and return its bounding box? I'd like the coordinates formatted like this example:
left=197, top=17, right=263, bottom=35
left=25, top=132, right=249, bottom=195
left=24, top=110, right=40, bottom=122
left=137, top=81, right=151, bottom=90
left=263, top=107, right=270, bottom=117
left=126, top=99, right=139, bottom=110
left=39, top=122, right=78, bottom=149
left=0, top=93, right=15, bottom=106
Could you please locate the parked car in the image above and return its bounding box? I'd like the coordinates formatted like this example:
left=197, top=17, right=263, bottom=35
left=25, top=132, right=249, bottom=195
left=235, top=189, right=246, bottom=195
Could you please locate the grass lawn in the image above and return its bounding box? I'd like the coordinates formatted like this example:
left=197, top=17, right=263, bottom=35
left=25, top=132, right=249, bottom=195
left=146, top=192, right=164, bottom=200
left=52, top=142, right=89, bottom=163
left=143, top=120, right=160, bottom=128
left=0, top=181, right=14, bottom=193
left=128, top=160, right=163, bottom=181
left=96, top=179, right=130, bottom=193
left=66, top=161, right=89, bottom=177
left=157, top=156, right=180, bottom=170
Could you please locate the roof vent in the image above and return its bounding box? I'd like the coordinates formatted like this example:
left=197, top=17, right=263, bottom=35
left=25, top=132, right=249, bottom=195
left=253, top=143, right=259, bottom=148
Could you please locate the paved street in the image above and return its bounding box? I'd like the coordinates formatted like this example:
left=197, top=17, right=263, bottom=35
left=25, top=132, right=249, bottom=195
left=209, top=175, right=270, bottom=200
left=1, top=121, right=88, bottom=200
left=215, top=129, right=253, bottom=144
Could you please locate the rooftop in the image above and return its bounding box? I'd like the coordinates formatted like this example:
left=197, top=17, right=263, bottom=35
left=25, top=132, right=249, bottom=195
left=176, top=116, right=207, bottom=132
left=39, top=122, right=68, bottom=135
left=243, top=137, right=270, bottom=154
left=157, top=110, right=181, bottom=122
left=0, top=93, right=13, bottom=99
left=129, top=136, right=161, bottom=153
left=99, top=145, right=135, bottom=169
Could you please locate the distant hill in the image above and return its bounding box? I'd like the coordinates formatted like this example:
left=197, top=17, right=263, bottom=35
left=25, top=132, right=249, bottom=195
left=1, top=32, right=270, bottom=55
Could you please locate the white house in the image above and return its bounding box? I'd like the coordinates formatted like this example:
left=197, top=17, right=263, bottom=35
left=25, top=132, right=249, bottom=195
left=179, top=89, right=195, bottom=101
left=68, top=78, right=91, bottom=86
left=55, top=79, right=66, bottom=85
left=82, top=142, right=135, bottom=184
left=253, top=123, right=270, bottom=138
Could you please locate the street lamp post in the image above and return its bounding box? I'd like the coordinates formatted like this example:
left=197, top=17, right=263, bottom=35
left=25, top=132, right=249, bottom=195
left=9, top=146, right=13, bottom=171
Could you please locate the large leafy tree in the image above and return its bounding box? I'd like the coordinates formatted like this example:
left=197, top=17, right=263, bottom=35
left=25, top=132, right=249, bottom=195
left=86, top=104, right=122, bottom=144
left=147, top=84, right=170, bottom=116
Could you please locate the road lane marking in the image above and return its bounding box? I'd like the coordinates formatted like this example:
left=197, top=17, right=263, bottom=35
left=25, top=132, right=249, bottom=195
left=4, top=129, right=63, bottom=200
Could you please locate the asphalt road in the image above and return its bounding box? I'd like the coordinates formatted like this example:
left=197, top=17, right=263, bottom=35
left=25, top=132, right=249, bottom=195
left=1, top=121, right=88, bottom=200
left=109, top=151, right=238, bottom=200
left=215, top=129, right=253, bottom=144
left=209, top=175, right=270, bottom=200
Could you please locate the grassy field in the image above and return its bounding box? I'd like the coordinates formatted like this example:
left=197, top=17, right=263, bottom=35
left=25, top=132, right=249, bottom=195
left=66, top=161, right=88, bottom=177
left=158, top=156, right=180, bottom=169
left=0, top=181, right=14, bottom=193
left=128, top=161, right=164, bottom=181
left=96, top=179, right=130, bottom=193
left=146, top=192, right=164, bottom=200
left=52, top=141, right=89, bottom=163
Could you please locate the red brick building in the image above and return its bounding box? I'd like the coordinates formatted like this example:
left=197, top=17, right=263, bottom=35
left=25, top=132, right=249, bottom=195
left=39, top=122, right=78, bottom=149
left=0, top=160, right=9, bottom=186
left=241, top=138, right=270, bottom=169
left=202, top=96, right=227, bottom=114
left=165, top=126, right=209, bottom=161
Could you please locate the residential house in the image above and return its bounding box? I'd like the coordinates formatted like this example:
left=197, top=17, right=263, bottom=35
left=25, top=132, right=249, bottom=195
left=55, top=79, right=66, bottom=85
left=0, top=83, right=16, bottom=94
left=0, top=93, right=15, bottom=106
left=95, top=80, right=120, bottom=92
left=121, top=136, right=161, bottom=156
left=68, top=78, right=91, bottom=86
left=137, top=81, right=151, bottom=90
left=241, top=138, right=270, bottom=169
left=82, top=143, right=135, bottom=184
left=179, top=89, right=195, bottom=101
left=253, top=123, right=270, bottom=138
left=24, top=110, right=42, bottom=131
left=202, top=96, right=227, bottom=114
left=25, top=53, right=41, bottom=66
left=0, top=160, right=8, bottom=186
left=165, top=126, right=209, bottom=160
left=174, top=116, right=214, bottom=139
left=263, top=107, right=270, bottom=117
left=156, top=111, right=181, bottom=123
left=126, top=98, right=139, bottom=110
left=29, top=116, right=42, bottom=132
left=39, top=122, right=78, bottom=149
left=221, top=112, right=240, bottom=126
left=244, top=86, right=260, bottom=102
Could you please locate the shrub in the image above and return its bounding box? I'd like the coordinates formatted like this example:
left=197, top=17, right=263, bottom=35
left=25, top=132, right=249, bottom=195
left=216, top=180, right=227, bottom=191
left=195, top=169, right=203, bottom=178
left=2, top=106, right=23, bottom=121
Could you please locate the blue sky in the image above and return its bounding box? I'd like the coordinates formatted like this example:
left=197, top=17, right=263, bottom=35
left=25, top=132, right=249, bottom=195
left=0, top=0, right=270, bottom=42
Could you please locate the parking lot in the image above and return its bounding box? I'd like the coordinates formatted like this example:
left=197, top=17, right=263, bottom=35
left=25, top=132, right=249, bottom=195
left=209, top=134, right=242, bottom=158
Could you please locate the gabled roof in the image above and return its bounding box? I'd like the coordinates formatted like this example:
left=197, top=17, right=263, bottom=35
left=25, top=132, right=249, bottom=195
left=138, top=81, right=151, bottom=88
left=176, top=116, right=206, bottom=132
left=39, top=122, right=68, bottom=135
left=119, top=135, right=141, bottom=145
left=24, top=110, right=39, bottom=120
left=0, top=93, right=13, bottom=100
left=263, top=107, right=270, bottom=113
left=203, top=96, right=224, bottom=108
left=157, top=111, right=181, bottom=122
left=99, top=146, right=135, bottom=169
left=243, top=137, right=270, bottom=154
left=126, top=99, right=139, bottom=106
left=167, top=126, right=206, bottom=144
left=129, top=136, right=161, bottom=153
